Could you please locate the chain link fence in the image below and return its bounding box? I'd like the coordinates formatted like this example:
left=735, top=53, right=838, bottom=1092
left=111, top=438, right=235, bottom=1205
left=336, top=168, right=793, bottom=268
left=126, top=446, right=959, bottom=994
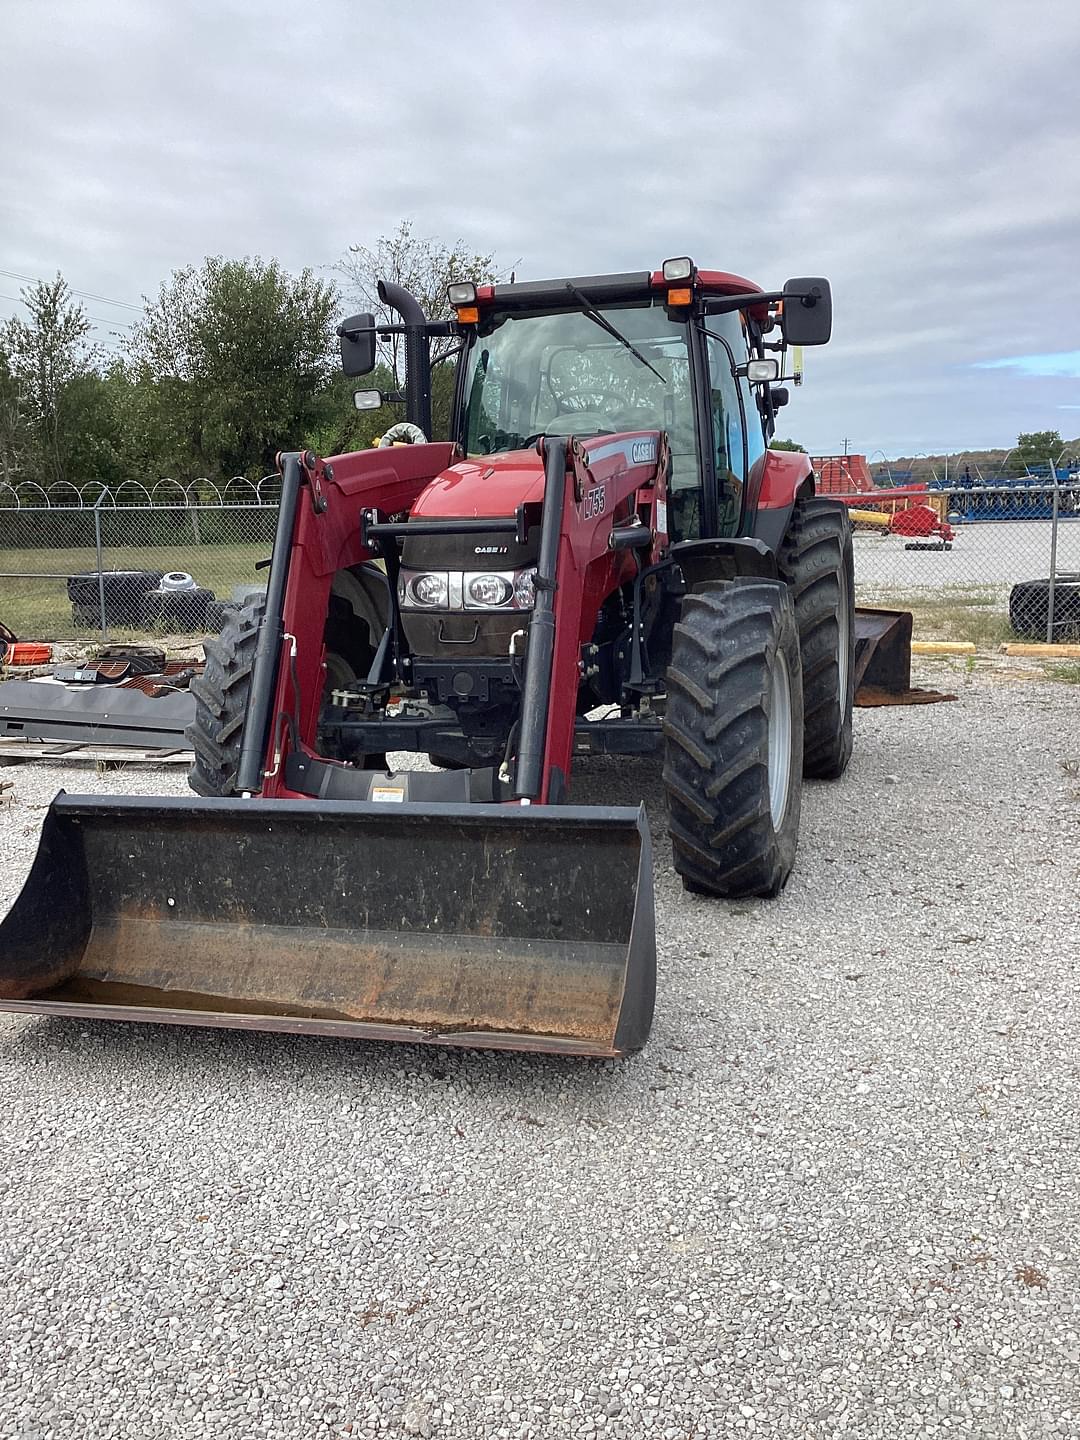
left=3, top=471, right=1079, bottom=650
left=841, top=480, right=1080, bottom=647
left=1, top=479, right=278, bottom=643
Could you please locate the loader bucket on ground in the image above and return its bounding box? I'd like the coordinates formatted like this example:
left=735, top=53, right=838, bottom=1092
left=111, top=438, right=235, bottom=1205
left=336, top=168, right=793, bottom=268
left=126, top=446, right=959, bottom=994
left=0, top=795, right=655, bottom=1057
left=853, top=608, right=956, bottom=707
left=854, top=607, right=913, bottom=696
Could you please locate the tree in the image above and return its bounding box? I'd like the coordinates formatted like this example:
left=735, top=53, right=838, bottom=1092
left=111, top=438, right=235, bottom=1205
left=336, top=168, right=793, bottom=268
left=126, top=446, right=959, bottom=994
left=1012, top=430, right=1063, bottom=475
left=771, top=437, right=806, bottom=452
left=339, top=221, right=508, bottom=437
left=129, top=257, right=339, bottom=479
left=60, top=363, right=154, bottom=492
left=0, top=343, right=25, bottom=486
left=0, top=276, right=100, bottom=488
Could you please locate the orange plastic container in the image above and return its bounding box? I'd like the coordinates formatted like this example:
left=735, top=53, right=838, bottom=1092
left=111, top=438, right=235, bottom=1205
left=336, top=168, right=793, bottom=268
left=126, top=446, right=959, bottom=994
left=2, top=643, right=53, bottom=666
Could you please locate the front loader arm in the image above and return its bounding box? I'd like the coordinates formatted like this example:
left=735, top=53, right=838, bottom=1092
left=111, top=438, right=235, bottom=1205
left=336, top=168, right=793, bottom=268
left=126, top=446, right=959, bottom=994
left=537, top=431, right=667, bottom=802
left=242, top=444, right=457, bottom=798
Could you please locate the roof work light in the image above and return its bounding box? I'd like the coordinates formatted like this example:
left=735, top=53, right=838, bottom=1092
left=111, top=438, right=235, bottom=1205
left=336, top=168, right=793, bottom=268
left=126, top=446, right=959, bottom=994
left=447, top=281, right=478, bottom=307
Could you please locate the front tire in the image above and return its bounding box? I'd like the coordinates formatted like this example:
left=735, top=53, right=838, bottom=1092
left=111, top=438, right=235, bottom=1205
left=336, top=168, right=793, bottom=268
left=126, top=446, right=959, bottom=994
left=188, top=596, right=265, bottom=797
left=187, top=596, right=382, bottom=796
left=778, top=497, right=855, bottom=779
left=663, top=580, right=804, bottom=898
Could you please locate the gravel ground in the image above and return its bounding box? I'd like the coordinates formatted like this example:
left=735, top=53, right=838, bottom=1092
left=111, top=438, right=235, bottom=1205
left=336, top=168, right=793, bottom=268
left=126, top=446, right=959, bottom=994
left=1, top=665, right=1079, bottom=1439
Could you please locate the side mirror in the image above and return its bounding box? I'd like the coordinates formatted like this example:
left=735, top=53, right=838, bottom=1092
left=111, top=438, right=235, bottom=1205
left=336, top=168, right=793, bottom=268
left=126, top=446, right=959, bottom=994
left=781, top=278, right=832, bottom=346
left=339, top=313, right=377, bottom=376
left=353, top=390, right=383, bottom=411
left=771, top=386, right=790, bottom=409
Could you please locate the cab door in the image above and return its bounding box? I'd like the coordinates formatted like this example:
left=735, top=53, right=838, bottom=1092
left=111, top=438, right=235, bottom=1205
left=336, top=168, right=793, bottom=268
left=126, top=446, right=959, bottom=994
left=703, top=312, right=766, bottom=535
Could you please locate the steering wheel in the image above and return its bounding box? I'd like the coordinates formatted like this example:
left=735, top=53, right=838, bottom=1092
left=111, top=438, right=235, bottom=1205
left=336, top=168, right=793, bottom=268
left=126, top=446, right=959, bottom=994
left=552, top=387, right=626, bottom=414
left=476, top=430, right=526, bottom=454
left=379, top=422, right=428, bottom=446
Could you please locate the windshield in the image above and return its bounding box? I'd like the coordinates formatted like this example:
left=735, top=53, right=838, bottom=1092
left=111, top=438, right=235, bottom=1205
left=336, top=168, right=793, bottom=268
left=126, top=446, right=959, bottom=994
left=459, top=302, right=698, bottom=489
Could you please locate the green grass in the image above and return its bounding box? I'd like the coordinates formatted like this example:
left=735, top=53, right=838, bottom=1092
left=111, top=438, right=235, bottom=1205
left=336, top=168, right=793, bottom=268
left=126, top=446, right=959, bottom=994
left=861, top=586, right=1015, bottom=649
left=1046, top=662, right=1080, bottom=684
left=0, top=542, right=268, bottom=639
left=0, top=542, right=1047, bottom=655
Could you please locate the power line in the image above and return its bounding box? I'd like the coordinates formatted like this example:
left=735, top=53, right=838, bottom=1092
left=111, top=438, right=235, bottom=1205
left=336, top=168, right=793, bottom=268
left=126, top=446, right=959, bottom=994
left=0, top=290, right=135, bottom=331
left=0, top=266, right=142, bottom=312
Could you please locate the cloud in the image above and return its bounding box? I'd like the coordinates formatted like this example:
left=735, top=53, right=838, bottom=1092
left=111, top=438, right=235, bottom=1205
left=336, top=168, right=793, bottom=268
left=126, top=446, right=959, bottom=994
left=1, top=0, right=1079, bottom=454
left=975, top=352, right=1080, bottom=378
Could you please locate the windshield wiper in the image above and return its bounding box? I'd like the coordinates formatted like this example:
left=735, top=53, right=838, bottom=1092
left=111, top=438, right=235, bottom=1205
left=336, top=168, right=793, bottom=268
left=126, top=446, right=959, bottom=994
left=564, top=283, right=666, bottom=384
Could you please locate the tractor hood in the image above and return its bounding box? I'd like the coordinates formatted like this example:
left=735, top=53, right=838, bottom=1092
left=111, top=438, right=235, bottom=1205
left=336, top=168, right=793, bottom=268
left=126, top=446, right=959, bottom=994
left=409, top=451, right=545, bottom=520
left=398, top=451, right=542, bottom=659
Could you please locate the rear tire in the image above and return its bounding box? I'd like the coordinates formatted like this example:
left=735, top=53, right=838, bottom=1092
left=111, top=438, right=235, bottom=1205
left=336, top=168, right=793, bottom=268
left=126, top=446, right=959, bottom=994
left=778, top=497, right=855, bottom=779
left=188, top=597, right=382, bottom=797
left=663, top=580, right=804, bottom=898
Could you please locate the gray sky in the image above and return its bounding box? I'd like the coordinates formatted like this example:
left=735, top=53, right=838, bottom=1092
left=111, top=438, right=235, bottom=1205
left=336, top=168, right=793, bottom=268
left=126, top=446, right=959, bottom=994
left=3, top=0, right=1078, bottom=458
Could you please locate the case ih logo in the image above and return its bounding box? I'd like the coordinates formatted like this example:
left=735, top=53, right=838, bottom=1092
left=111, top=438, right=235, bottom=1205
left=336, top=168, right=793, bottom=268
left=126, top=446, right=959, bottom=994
left=631, top=439, right=658, bottom=465
left=474, top=545, right=509, bottom=555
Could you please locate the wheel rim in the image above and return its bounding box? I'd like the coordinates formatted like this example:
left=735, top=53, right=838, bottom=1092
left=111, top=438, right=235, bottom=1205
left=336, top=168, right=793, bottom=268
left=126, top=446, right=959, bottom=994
left=837, top=557, right=851, bottom=703
left=767, top=650, right=792, bottom=828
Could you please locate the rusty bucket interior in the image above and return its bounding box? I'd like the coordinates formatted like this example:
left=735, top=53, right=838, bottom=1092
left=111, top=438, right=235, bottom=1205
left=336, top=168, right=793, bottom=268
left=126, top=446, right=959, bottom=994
left=853, top=607, right=913, bottom=697
left=0, top=795, right=655, bottom=1056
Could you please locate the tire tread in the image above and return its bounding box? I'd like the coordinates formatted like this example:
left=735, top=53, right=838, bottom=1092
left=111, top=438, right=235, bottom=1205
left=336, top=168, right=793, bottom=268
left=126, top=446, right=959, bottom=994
left=777, top=497, right=854, bottom=778
left=662, top=580, right=803, bottom=898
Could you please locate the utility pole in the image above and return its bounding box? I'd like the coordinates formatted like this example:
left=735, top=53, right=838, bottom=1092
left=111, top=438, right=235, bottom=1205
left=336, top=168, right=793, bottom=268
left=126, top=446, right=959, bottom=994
left=842, top=437, right=850, bottom=456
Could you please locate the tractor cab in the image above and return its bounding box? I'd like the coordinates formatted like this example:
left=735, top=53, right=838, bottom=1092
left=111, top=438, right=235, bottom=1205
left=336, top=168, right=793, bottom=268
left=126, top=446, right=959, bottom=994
left=453, top=292, right=702, bottom=537
left=344, top=262, right=829, bottom=543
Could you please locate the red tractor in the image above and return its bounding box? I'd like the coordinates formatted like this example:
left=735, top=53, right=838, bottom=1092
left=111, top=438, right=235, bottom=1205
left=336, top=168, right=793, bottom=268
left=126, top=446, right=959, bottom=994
left=0, top=259, right=893, bottom=1057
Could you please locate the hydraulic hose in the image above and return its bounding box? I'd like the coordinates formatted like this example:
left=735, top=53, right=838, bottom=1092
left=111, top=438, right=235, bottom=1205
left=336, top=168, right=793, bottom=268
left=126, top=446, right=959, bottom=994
left=235, top=452, right=303, bottom=795
left=514, top=438, right=567, bottom=800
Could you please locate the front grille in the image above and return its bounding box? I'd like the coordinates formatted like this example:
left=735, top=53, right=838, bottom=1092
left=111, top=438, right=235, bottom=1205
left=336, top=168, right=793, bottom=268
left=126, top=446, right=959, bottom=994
left=401, top=610, right=526, bottom=660
left=400, top=526, right=537, bottom=572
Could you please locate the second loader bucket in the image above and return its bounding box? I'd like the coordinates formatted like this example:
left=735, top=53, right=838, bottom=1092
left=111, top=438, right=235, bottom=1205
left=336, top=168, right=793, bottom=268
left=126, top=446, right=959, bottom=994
left=0, top=795, right=655, bottom=1056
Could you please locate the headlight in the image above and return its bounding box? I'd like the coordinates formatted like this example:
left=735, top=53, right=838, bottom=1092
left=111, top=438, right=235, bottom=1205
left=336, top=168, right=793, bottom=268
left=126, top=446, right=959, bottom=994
left=398, top=566, right=536, bottom=612
left=513, top=568, right=536, bottom=609
left=465, top=573, right=513, bottom=608
left=401, top=571, right=449, bottom=608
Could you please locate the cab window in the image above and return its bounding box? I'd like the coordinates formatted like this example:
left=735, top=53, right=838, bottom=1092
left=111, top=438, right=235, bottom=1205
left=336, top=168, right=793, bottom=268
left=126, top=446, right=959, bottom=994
left=460, top=303, right=695, bottom=464
left=705, top=313, right=749, bottom=535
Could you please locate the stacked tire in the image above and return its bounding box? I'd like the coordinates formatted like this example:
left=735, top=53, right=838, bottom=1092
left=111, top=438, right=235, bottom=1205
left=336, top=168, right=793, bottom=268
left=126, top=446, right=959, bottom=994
left=1010, top=576, right=1080, bottom=641
left=140, top=586, right=215, bottom=632
left=68, top=570, right=164, bottom=628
